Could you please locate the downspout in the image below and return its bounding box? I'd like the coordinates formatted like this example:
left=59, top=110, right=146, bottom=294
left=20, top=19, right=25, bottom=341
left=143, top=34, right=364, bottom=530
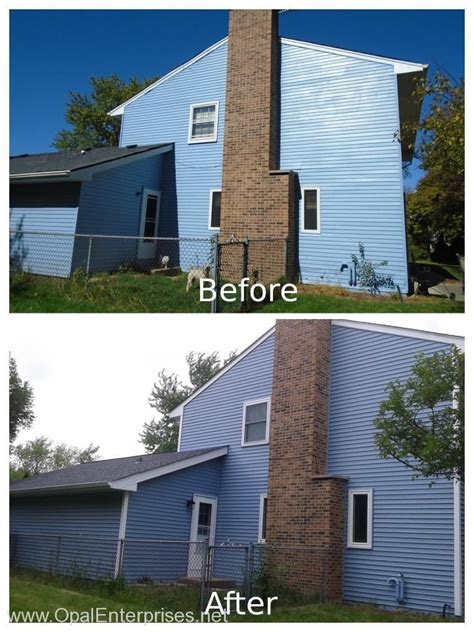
left=114, top=490, right=129, bottom=579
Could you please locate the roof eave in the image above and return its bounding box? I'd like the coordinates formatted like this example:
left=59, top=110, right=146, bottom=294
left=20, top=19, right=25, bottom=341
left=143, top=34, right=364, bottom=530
left=10, top=481, right=112, bottom=497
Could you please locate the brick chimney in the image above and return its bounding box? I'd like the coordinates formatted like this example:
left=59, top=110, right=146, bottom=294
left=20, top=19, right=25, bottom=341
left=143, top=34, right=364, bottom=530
left=220, top=10, right=297, bottom=282
left=266, top=320, right=347, bottom=600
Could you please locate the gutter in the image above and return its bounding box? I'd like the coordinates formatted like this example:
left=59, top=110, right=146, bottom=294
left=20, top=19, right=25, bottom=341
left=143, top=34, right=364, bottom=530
left=9, top=481, right=112, bottom=497
left=10, top=170, right=71, bottom=180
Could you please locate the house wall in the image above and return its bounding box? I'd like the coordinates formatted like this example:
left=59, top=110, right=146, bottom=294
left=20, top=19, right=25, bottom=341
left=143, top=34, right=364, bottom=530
left=122, top=460, right=221, bottom=582
left=71, top=154, right=163, bottom=273
left=10, top=205, right=79, bottom=278
left=119, top=42, right=227, bottom=240
left=179, top=332, right=275, bottom=545
left=280, top=42, right=408, bottom=292
left=10, top=492, right=122, bottom=579
left=328, top=325, right=455, bottom=614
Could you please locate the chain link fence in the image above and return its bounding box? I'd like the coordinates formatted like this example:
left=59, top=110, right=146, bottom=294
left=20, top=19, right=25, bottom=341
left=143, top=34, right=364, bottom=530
left=11, top=533, right=328, bottom=612
left=10, top=230, right=291, bottom=312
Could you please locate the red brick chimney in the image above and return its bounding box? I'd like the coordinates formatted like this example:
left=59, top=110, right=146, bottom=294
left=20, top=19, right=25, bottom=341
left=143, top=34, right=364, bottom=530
left=220, top=10, right=297, bottom=282
left=267, top=320, right=347, bottom=600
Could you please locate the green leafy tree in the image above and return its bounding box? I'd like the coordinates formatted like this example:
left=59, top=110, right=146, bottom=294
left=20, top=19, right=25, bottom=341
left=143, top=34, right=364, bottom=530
left=374, top=346, right=464, bottom=481
left=53, top=74, right=157, bottom=150
left=9, top=356, right=35, bottom=443
left=140, top=350, right=237, bottom=453
left=404, top=72, right=464, bottom=257
left=11, top=436, right=100, bottom=478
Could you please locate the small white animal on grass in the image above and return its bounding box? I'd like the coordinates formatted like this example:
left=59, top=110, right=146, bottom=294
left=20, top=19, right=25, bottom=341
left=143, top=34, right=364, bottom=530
left=161, top=255, right=169, bottom=269
left=186, top=266, right=211, bottom=292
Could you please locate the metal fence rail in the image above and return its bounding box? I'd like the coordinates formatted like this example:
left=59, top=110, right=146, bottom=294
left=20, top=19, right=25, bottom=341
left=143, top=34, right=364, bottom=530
left=10, top=532, right=328, bottom=612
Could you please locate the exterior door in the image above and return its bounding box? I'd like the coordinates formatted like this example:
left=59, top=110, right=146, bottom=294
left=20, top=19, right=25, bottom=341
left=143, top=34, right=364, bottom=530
left=137, top=189, right=161, bottom=259
left=187, top=495, right=217, bottom=578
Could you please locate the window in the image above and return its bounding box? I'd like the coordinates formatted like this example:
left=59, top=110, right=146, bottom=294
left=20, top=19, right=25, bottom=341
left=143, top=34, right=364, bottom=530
left=143, top=193, right=159, bottom=240
left=258, top=494, right=268, bottom=542
left=209, top=190, right=221, bottom=230
left=241, top=398, right=271, bottom=446
left=188, top=102, right=219, bottom=143
left=347, top=490, right=373, bottom=549
left=301, top=187, right=321, bottom=233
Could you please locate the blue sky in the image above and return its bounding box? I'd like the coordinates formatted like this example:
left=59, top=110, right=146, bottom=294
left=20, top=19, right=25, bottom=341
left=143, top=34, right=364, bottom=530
left=10, top=9, right=464, bottom=188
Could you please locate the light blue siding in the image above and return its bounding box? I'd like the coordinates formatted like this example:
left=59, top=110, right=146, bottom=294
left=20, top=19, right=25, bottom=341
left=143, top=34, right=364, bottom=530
left=71, top=155, right=163, bottom=273
left=329, top=325, right=454, bottom=614
left=123, top=460, right=221, bottom=582
left=120, top=42, right=227, bottom=240
left=280, top=43, right=408, bottom=293
left=180, top=333, right=275, bottom=545
left=10, top=493, right=122, bottom=579
left=10, top=207, right=78, bottom=277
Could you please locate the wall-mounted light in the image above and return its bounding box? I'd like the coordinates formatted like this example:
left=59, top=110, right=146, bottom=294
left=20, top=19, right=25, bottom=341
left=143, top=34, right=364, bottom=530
left=186, top=499, right=195, bottom=509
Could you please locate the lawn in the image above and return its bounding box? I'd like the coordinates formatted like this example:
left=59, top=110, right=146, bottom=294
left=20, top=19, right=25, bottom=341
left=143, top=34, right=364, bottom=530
left=10, top=272, right=463, bottom=313
left=10, top=568, right=448, bottom=623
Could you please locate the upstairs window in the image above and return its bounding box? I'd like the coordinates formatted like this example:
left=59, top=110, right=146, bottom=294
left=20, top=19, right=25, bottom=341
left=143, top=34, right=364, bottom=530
left=301, top=187, right=321, bottom=233
left=347, top=490, right=373, bottom=549
left=209, top=190, right=221, bottom=230
left=241, top=398, right=271, bottom=446
left=189, top=102, right=219, bottom=143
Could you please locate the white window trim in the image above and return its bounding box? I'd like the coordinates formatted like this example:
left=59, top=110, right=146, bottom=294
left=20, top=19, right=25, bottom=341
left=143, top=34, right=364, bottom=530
left=241, top=397, right=271, bottom=447
left=258, top=493, right=268, bottom=543
left=300, top=187, right=321, bottom=234
left=347, top=489, right=373, bottom=549
left=188, top=101, right=219, bottom=144
left=208, top=189, right=221, bottom=231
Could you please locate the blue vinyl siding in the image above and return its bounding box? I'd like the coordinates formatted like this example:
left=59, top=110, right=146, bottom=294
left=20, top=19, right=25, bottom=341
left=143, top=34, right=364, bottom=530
left=71, top=155, right=163, bottom=273
left=180, top=333, right=275, bottom=545
left=10, top=207, right=78, bottom=277
left=280, top=43, right=408, bottom=293
left=123, top=460, right=221, bottom=582
left=120, top=42, right=227, bottom=240
left=10, top=493, right=122, bottom=579
left=328, top=325, right=454, bottom=614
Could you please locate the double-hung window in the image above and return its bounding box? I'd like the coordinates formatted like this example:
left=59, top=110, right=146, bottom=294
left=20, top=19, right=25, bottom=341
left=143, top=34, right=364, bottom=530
left=347, top=489, right=373, bottom=549
left=301, top=187, right=321, bottom=233
left=241, top=398, right=271, bottom=446
left=189, top=102, right=219, bottom=143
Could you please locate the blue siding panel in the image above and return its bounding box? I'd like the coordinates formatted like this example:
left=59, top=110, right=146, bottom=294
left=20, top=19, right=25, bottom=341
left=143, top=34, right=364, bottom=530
left=180, top=333, right=275, bottom=545
left=123, top=460, right=221, bottom=582
left=120, top=43, right=227, bottom=240
left=10, top=493, right=122, bottom=579
left=10, top=207, right=78, bottom=277
left=329, top=326, right=454, bottom=614
left=280, top=44, right=408, bottom=293
left=71, top=155, right=163, bottom=273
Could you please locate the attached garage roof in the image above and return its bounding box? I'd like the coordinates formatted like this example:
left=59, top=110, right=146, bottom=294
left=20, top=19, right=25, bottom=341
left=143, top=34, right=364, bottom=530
left=10, top=144, right=173, bottom=182
left=10, top=447, right=228, bottom=496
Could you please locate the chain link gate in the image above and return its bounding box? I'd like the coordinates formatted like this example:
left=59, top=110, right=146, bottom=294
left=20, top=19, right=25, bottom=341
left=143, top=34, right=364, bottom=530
left=200, top=543, right=251, bottom=611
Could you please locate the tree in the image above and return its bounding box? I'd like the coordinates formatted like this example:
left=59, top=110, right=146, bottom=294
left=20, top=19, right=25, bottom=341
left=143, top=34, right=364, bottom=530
left=140, top=350, right=237, bottom=453
left=10, top=356, right=35, bottom=443
left=53, top=74, right=157, bottom=150
left=374, top=346, right=464, bottom=481
left=404, top=72, right=464, bottom=258
left=11, top=436, right=100, bottom=478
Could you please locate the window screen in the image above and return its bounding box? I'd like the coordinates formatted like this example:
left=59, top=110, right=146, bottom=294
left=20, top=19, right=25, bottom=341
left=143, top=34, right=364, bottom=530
left=243, top=401, right=268, bottom=444
left=210, top=191, right=221, bottom=229
left=352, top=493, right=368, bottom=543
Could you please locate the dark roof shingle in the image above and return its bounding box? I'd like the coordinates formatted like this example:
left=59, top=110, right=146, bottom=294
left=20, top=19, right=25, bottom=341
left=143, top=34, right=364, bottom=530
left=10, top=144, right=169, bottom=177
left=10, top=448, right=223, bottom=493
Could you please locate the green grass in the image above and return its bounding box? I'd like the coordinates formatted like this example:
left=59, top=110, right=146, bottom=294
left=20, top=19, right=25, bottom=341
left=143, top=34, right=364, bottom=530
left=10, top=568, right=449, bottom=623
left=10, top=272, right=463, bottom=313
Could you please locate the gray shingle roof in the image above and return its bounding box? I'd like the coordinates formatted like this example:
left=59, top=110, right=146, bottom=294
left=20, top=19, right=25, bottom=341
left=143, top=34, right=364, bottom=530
left=10, top=448, right=222, bottom=493
left=10, top=144, right=169, bottom=177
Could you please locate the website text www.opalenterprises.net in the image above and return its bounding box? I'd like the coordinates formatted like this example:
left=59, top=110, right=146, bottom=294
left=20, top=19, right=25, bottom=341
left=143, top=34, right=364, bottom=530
left=9, top=608, right=228, bottom=623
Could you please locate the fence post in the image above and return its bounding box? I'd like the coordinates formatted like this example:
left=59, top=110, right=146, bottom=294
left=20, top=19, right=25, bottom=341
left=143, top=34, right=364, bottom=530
left=241, top=239, right=250, bottom=312
left=322, top=549, right=328, bottom=602
left=211, top=235, right=220, bottom=314
left=246, top=542, right=254, bottom=599
left=85, top=235, right=93, bottom=278
left=55, top=536, right=62, bottom=574
left=200, top=539, right=210, bottom=612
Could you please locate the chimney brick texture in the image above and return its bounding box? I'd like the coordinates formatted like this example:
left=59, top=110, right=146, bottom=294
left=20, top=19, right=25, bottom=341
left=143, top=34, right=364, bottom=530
left=267, top=320, right=347, bottom=600
left=220, top=10, right=297, bottom=282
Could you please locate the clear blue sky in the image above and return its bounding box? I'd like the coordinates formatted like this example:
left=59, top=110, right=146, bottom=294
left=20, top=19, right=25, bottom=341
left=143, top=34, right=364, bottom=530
left=10, top=9, right=464, bottom=188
